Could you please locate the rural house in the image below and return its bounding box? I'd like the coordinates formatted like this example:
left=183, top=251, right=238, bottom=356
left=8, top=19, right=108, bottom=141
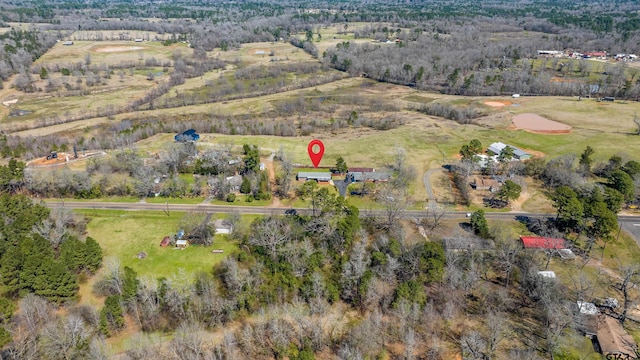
left=214, top=219, right=233, bottom=234
left=160, top=236, right=171, bottom=247
left=296, top=172, right=332, bottom=182
left=487, top=142, right=531, bottom=160
left=472, top=177, right=500, bottom=192
left=520, top=236, right=565, bottom=250
left=348, top=171, right=391, bottom=183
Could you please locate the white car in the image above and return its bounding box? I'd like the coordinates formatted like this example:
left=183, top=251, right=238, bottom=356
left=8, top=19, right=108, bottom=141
left=466, top=213, right=472, bottom=218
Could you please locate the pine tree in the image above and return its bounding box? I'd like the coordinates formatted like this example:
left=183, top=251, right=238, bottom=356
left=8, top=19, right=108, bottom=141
left=33, top=260, right=78, bottom=303
left=122, top=266, right=139, bottom=302
left=83, top=237, right=103, bottom=273
left=60, top=237, right=84, bottom=273
left=240, top=176, right=252, bottom=194
left=101, top=295, right=125, bottom=335
left=470, top=210, right=490, bottom=239
left=0, top=245, right=23, bottom=296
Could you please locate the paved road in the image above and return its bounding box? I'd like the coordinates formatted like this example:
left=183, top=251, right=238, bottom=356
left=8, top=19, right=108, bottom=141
left=621, top=220, right=640, bottom=248
left=44, top=200, right=549, bottom=219
left=45, top=201, right=640, bottom=243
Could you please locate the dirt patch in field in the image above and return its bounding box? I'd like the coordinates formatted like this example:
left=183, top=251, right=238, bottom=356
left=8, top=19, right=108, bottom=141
left=93, top=45, right=144, bottom=53
left=512, top=113, right=572, bottom=134
left=251, top=48, right=271, bottom=55
left=27, top=151, right=106, bottom=168
left=484, top=100, right=512, bottom=107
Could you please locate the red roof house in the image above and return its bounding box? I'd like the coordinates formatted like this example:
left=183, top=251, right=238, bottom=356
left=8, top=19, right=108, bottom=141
left=520, top=236, right=565, bottom=249
left=160, top=236, right=171, bottom=247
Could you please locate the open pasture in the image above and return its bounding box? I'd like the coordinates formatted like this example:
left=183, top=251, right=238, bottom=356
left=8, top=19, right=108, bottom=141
left=213, top=41, right=317, bottom=66
left=78, top=209, right=238, bottom=279
left=34, top=40, right=189, bottom=67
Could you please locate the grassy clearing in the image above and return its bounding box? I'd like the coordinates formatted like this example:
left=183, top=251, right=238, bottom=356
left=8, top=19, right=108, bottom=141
left=41, top=196, right=141, bottom=203
left=77, top=209, right=238, bottom=279
left=145, top=196, right=205, bottom=205
left=35, top=41, right=189, bottom=67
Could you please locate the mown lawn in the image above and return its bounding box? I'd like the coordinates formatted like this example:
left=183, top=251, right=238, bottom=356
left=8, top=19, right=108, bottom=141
left=77, top=209, right=238, bottom=279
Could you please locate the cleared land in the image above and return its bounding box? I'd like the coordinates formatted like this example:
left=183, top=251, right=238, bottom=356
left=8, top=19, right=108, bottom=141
left=78, top=209, right=238, bottom=279
left=512, top=113, right=572, bottom=133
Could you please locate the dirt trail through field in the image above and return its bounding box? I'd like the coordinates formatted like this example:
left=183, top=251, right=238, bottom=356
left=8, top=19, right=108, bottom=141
left=264, top=151, right=284, bottom=208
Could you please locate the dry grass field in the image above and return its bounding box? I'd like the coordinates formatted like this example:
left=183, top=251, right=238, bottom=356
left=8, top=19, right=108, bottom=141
left=35, top=40, right=190, bottom=67
left=2, top=28, right=640, bottom=209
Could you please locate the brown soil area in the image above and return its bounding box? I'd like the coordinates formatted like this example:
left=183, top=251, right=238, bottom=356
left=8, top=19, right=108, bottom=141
left=27, top=151, right=106, bottom=167
left=484, top=100, right=512, bottom=107
left=512, top=113, right=572, bottom=133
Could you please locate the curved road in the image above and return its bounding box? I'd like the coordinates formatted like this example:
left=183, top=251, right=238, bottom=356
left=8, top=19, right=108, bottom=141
left=423, top=168, right=441, bottom=209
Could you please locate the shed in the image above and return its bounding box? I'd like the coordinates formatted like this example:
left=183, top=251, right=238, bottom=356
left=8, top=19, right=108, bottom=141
left=296, top=172, right=332, bottom=182
left=174, top=129, right=200, bottom=142
left=538, top=271, right=556, bottom=279
left=176, top=239, right=188, bottom=248
left=160, top=236, right=171, bottom=247
left=214, top=219, right=233, bottom=234
left=487, top=142, right=531, bottom=160
left=520, top=236, right=565, bottom=249
left=595, top=315, right=639, bottom=358
left=472, top=177, right=500, bottom=192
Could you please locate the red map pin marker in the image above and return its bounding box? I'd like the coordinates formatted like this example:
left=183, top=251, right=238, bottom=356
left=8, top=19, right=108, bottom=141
left=307, top=139, right=325, bottom=168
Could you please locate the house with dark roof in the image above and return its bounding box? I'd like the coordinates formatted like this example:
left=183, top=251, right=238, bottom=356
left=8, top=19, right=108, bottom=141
left=472, top=177, right=500, bottom=192
left=520, top=236, right=565, bottom=249
left=297, top=172, right=332, bottom=182
left=175, top=129, right=200, bottom=142
left=348, top=171, right=391, bottom=183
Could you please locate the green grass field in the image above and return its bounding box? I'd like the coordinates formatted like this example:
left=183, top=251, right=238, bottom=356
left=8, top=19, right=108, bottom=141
left=77, top=209, right=238, bottom=279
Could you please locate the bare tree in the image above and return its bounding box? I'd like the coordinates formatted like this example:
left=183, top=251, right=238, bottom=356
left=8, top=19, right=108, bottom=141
left=248, top=216, right=291, bottom=260
left=491, top=226, right=521, bottom=288
left=168, top=321, right=210, bottom=360
left=485, top=311, right=510, bottom=358
left=123, top=332, right=163, bottom=360
left=40, top=315, right=91, bottom=360
left=418, top=205, right=446, bottom=234
left=616, top=264, right=640, bottom=325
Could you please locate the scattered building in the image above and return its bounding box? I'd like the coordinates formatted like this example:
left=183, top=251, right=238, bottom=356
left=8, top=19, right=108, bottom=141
left=348, top=167, right=375, bottom=173
left=520, top=236, right=566, bottom=250
left=584, top=51, right=607, bottom=59
left=160, top=236, right=171, bottom=247
left=348, top=171, right=391, bottom=183
left=537, top=50, right=564, bottom=57
left=487, top=142, right=531, bottom=160
left=176, top=239, right=188, bottom=249
left=225, top=175, right=243, bottom=192
left=595, top=314, right=639, bottom=358
left=537, top=271, right=556, bottom=279
left=472, top=177, right=500, bottom=192
left=174, top=129, right=200, bottom=142
left=558, top=248, right=577, bottom=260
left=296, top=172, right=332, bottom=182
left=214, top=219, right=233, bottom=234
